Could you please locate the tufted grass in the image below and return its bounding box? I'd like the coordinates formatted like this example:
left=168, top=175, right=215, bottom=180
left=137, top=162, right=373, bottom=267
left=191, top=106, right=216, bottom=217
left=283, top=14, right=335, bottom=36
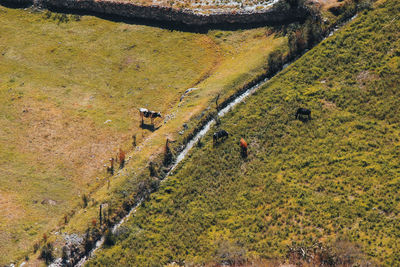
left=0, top=5, right=288, bottom=264
left=87, top=0, right=400, bottom=265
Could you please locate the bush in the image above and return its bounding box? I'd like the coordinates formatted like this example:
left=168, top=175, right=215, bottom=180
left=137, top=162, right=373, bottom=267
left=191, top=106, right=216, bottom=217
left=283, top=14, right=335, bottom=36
left=84, top=229, right=94, bottom=253
left=82, top=194, right=89, bottom=208
left=267, top=49, right=285, bottom=74
left=39, top=243, right=54, bottom=265
left=104, top=229, right=115, bottom=247
left=43, top=10, right=52, bottom=19
left=72, top=15, right=82, bottom=21
left=62, top=245, right=69, bottom=263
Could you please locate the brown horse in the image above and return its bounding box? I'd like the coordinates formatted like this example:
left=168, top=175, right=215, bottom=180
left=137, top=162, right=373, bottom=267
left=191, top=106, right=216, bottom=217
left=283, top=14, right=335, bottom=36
left=240, top=138, right=248, bottom=157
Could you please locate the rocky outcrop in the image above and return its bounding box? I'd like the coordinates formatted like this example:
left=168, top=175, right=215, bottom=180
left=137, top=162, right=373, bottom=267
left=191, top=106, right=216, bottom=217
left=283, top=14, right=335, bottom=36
left=1, top=0, right=309, bottom=26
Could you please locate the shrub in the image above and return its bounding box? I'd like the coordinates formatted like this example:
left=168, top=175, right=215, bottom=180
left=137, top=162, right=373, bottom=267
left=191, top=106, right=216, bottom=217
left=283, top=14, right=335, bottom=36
left=104, top=229, right=115, bottom=247
left=149, top=162, right=158, bottom=177
left=43, top=11, right=52, bottom=19
left=82, top=194, right=89, bottom=208
left=84, top=229, right=94, bottom=253
left=267, top=49, right=284, bottom=74
left=72, top=15, right=82, bottom=21
left=39, top=243, right=54, bottom=265
left=61, top=245, right=69, bottom=263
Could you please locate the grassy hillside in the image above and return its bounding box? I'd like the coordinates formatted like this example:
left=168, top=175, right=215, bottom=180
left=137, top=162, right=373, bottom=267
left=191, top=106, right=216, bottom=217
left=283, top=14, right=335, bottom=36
left=0, top=5, right=290, bottom=264
left=87, top=0, right=400, bottom=265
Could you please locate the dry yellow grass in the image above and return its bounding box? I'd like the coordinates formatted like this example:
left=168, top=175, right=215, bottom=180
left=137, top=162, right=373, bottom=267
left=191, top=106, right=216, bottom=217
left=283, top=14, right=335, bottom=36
left=0, top=6, right=286, bottom=265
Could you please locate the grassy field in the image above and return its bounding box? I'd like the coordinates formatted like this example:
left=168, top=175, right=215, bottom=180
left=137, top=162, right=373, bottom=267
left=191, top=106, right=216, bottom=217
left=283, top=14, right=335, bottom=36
left=0, top=5, right=289, bottom=264
left=87, top=0, right=400, bottom=265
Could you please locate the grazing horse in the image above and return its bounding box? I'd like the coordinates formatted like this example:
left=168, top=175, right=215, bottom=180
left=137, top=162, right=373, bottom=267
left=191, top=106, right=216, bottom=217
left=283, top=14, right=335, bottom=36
left=295, top=108, right=311, bottom=121
left=139, top=108, right=162, bottom=125
left=239, top=138, right=248, bottom=157
left=213, top=130, right=229, bottom=144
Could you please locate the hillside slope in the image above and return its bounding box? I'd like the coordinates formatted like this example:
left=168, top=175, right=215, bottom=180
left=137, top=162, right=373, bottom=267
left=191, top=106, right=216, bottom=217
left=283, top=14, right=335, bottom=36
left=0, top=6, right=288, bottom=264
left=88, top=0, right=400, bottom=265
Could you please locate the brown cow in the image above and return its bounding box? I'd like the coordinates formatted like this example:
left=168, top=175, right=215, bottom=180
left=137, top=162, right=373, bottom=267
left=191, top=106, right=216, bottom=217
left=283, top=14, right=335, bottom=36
left=240, top=138, right=248, bottom=157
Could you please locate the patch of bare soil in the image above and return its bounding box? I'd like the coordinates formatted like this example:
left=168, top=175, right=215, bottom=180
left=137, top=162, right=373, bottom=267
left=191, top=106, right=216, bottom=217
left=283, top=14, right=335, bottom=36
left=0, top=190, right=24, bottom=223
left=356, top=70, right=379, bottom=90
left=320, top=99, right=337, bottom=109
left=311, top=0, right=343, bottom=11
left=16, top=99, right=129, bottom=187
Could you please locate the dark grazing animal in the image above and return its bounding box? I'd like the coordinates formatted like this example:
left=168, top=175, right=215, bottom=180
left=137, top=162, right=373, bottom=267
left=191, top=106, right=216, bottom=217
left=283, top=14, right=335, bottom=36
left=295, top=108, right=311, bottom=121
left=139, top=108, right=162, bottom=125
left=213, top=130, right=229, bottom=144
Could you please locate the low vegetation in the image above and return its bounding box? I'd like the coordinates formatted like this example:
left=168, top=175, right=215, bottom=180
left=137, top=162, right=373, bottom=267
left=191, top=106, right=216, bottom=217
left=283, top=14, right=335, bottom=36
left=0, top=0, right=373, bottom=264
left=87, top=0, right=400, bottom=265
left=0, top=4, right=287, bottom=265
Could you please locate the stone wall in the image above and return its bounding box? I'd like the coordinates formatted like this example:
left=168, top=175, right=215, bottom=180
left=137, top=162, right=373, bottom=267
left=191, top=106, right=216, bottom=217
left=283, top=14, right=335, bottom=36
left=2, top=0, right=309, bottom=26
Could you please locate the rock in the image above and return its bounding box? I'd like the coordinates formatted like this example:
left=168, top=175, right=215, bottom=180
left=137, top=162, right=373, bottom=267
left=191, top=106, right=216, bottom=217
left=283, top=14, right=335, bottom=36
left=41, top=199, right=57, bottom=205
left=180, top=87, right=198, bottom=101
left=48, top=257, right=62, bottom=267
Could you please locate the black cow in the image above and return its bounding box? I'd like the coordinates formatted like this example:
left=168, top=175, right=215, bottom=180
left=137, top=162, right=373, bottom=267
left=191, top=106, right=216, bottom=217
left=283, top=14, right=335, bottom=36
left=139, top=108, right=162, bottom=125
left=295, top=108, right=311, bottom=121
left=213, top=130, right=229, bottom=144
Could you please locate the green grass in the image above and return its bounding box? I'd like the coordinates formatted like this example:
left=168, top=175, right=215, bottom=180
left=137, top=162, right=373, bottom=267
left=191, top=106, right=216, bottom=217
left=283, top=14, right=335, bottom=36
left=0, top=8, right=213, bottom=262
left=0, top=6, right=288, bottom=264
left=87, top=0, right=400, bottom=265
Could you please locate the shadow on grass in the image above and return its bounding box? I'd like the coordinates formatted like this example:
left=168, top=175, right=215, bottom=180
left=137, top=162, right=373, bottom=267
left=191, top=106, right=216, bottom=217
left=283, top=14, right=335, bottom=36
left=140, top=123, right=161, bottom=132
